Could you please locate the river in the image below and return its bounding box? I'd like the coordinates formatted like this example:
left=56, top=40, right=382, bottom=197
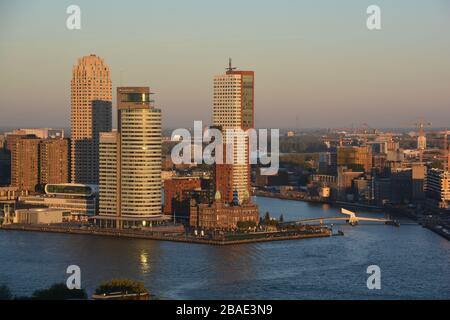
left=0, top=197, right=449, bottom=299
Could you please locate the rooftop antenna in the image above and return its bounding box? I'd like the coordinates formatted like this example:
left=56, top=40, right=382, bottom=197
left=226, top=57, right=236, bottom=72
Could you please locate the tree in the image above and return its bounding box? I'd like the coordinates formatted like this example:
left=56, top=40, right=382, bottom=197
left=31, top=283, right=87, bottom=300
left=95, top=278, right=148, bottom=295
left=279, top=214, right=284, bottom=223
left=0, top=284, right=13, bottom=300
left=237, top=221, right=257, bottom=230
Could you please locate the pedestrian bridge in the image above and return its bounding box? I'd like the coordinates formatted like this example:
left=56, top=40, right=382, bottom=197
left=294, top=208, right=399, bottom=227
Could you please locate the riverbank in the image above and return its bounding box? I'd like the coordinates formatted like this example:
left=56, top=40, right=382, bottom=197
left=253, top=191, right=384, bottom=212
left=253, top=190, right=331, bottom=204
left=0, top=224, right=332, bottom=245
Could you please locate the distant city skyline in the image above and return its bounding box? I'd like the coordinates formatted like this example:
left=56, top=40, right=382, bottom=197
left=1, top=0, right=450, bottom=129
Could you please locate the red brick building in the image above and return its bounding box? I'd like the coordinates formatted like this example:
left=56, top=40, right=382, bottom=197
left=190, top=191, right=259, bottom=230
left=164, top=177, right=202, bottom=214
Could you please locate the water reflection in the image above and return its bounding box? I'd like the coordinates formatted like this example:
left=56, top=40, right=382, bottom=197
left=0, top=197, right=449, bottom=299
left=140, top=250, right=150, bottom=273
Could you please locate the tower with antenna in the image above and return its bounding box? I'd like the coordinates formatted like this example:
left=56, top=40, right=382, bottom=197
left=226, top=57, right=237, bottom=73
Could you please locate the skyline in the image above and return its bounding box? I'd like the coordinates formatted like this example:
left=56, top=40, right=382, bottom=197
left=1, top=0, right=450, bottom=129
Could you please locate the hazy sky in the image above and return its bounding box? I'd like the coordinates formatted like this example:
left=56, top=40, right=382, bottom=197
left=1, top=0, right=450, bottom=129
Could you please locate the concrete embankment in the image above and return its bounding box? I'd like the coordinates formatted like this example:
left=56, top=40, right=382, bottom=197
left=0, top=224, right=331, bottom=246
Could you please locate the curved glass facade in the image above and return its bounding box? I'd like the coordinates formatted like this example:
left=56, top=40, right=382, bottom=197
left=45, top=184, right=94, bottom=196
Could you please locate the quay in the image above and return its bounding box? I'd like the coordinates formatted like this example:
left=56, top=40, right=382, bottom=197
left=0, top=224, right=332, bottom=246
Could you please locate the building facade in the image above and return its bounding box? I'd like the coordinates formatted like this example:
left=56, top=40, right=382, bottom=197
left=71, top=54, right=112, bottom=184
left=39, top=138, right=70, bottom=185
left=163, top=177, right=202, bottom=215
left=190, top=191, right=259, bottom=230
left=19, top=183, right=98, bottom=219
left=10, top=135, right=41, bottom=192
left=337, top=146, right=372, bottom=173
left=97, top=87, right=164, bottom=228
left=426, top=168, right=450, bottom=210
left=213, top=63, right=254, bottom=203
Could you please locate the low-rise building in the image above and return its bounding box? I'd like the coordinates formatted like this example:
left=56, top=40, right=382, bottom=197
left=19, top=183, right=98, bottom=220
left=190, top=191, right=259, bottom=230
left=13, top=208, right=66, bottom=224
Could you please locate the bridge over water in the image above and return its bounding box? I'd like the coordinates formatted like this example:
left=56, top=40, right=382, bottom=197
left=289, top=208, right=400, bottom=227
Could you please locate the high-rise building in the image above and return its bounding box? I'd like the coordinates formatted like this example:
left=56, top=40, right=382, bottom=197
left=39, top=138, right=70, bottom=185
left=98, top=131, right=119, bottom=216
left=71, top=54, right=112, bottom=185
left=213, top=61, right=254, bottom=203
left=10, top=135, right=41, bottom=192
left=97, top=87, right=164, bottom=228
left=0, top=134, right=10, bottom=186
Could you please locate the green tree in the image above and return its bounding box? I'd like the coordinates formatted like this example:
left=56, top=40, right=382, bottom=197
left=0, top=284, right=13, bottom=300
left=279, top=214, right=284, bottom=223
left=264, top=211, right=271, bottom=223
left=31, top=283, right=87, bottom=300
left=95, top=278, right=148, bottom=295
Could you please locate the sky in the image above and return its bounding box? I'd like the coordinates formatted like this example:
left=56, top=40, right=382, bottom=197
left=1, top=0, right=450, bottom=130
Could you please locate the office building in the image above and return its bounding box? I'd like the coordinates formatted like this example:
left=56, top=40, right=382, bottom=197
left=426, top=168, right=450, bottom=210
left=213, top=61, right=254, bottom=203
left=71, top=54, right=112, bottom=184
left=337, top=146, right=372, bottom=173
left=98, top=131, right=119, bottom=216
left=19, top=183, right=98, bottom=219
left=97, top=87, right=165, bottom=228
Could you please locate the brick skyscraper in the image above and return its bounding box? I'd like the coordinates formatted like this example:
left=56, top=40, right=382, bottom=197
left=71, top=54, right=112, bottom=184
left=40, top=138, right=70, bottom=185
left=10, top=135, right=41, bottom=192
